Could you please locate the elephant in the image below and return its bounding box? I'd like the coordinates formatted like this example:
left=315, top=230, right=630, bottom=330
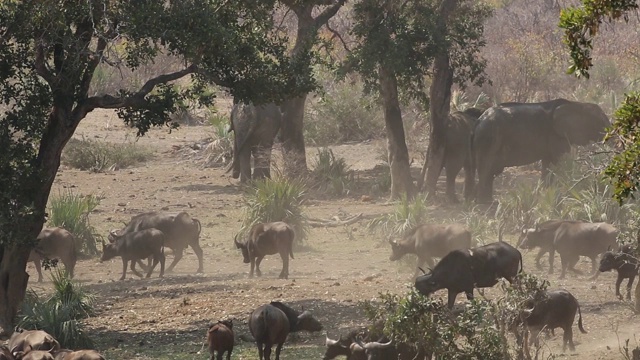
left=441, top=107, right=485, bottom=202
left=228, top=102, right=282, bottom=183
left=472, top=99, right=609, bottom=203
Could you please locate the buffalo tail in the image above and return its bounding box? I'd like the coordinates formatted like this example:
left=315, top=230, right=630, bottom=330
left=577, top=303, right=587, bottom=334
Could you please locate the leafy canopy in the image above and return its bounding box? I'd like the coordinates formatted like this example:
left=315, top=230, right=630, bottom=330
left=0, top=0, right=315, bottom=246
left=345, top=0, right=492, bottom=106
left=560, top=0, right=640, bottom=203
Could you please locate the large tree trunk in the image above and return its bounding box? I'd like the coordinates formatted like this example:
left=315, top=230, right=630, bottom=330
left=423, top=0, right=459, bottom=198
left=280, top=95, right=308, bottom=178
left=379, top=66, right=414, bottom=200
left=0, top=108, right=77, bottom=337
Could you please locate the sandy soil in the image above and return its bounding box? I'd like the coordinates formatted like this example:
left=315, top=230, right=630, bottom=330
left=24, top=109, right=639, bottom=359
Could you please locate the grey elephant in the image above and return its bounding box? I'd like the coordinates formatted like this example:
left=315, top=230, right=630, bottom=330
left=472, top=99, right=609, bottom=203
left=441, top=107, right=485, bottom=202
left=228, top=102, right=282, bottom=182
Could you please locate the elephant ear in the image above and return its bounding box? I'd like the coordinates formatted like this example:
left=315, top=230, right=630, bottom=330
left=552, top=101, right=609, bottom=146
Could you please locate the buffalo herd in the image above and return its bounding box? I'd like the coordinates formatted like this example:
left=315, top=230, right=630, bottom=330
left=20, top=206, right=640, bottom=359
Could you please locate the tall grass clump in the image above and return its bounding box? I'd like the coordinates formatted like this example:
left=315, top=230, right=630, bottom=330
left=310, top=148, right=354, bottom=196
left=48, top=190, right=101, bottom=257
left=62, top=137, right=153, bottom=172
left=204, top=119, right=233, bottom=167
left=241, top=177, right=309, bottom=242
left=19, top=269, right=95, bottom=349
left=369, top=194, right=429, bottom=239
left=455, top=206, right=498, bottom=245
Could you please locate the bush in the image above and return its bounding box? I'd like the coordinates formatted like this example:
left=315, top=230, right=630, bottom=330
left=310, top=148, right=354, bottom=196
left=241, top=177, right=309, bottom=242
left=48, top=190, right=101, bottom=257
left=62, top=137, right=153, bottom=172
left=18, top=269, right=95, bottom=349
left=204, top=119, right=233, bottom=168
left=368, top=194, right=429, bottom=239
left=304, top=78, right=385, bottom=146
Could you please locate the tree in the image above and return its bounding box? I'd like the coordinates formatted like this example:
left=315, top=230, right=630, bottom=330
left=277, top=0, right=346, bottom=178
left=0, top=0, right=313, bottom=336
left=346, top=0, right=489, bottom=200
left=560, top=0, right=640, bottom=311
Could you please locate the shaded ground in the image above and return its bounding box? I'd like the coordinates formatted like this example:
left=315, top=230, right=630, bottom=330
left=23, top=109, right=639, bottom=359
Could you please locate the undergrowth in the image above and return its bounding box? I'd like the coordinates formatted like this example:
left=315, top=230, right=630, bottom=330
left=48, top=190, right=101, bottom=257
left=62, top=137, right=153, bottom=172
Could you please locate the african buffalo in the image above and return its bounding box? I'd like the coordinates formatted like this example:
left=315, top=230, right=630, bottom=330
left=389, top=223, right=472, bottom=275
left=235, top=222, right=295, bottom=279
left=325, top=332, right=426, bottom=360
left=415, top=241, right=523, bottom=308
left=101, top=228, right=165, bottom=280
left=8, top=329, right=60, bottom=360
left=248, top=301, right=322, bottom=359
left=350, top=338, right=394, bottom=360
left=21, top=351, right=54, bottom=360
left=110, top=211, right=203, bottom=273
left=207, top=320, right=234, bottom=360
left=0, top=346, right=14, bottom=360
left=53, top=350, right=105, bottom=360
left=519, top=289, right=587, bottom=352
left=599, top=249, right=639, bottom=300
left=519, top=220, right=618, bottom=278
left=29, top=227, right=77, bottom=282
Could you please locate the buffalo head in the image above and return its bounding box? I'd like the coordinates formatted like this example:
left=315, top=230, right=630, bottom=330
left=323, top=334, right=350, bottom=360
left=234, top=234, right=250, bottom=264
left=296, top=310, right=323, bottom=332
left=100, top=241, right=118, bottom=262
left=598, top=251, right=618, bottom=272
left=352, top=338, right=394, bottom=360
left=414, top=272, right=438, bottom=296
left=517, top=226, right=543, bottom=249
left=387, top=239, right=406, bottom=261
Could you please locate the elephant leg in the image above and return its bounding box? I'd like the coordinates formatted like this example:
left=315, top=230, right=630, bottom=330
left=253, top=145, right=273, bottom=180
left=239, top=146, right=252, bottom=183
left=445, top=162, right=462, bottom=203
left=33, top=259, right=43, bottom=283
left=463, top=155, right=475, bottom=202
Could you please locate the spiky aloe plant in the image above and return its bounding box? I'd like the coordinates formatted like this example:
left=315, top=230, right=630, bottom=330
left=368, top=194, right=430, bottom=239
left=48, top=190, right=101, bottom=257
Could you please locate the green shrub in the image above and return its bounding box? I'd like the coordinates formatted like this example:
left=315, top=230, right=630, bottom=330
left=204, top=120, right=233, bottom=168
left=368, top=194, right=430, bottom=239
left=310, top=148, right=354, bottom=196
left=48, top=190, right=101, bottom=257
left=241, top=177, right=309, bottom=242
left=19, top=269, right=95, bottom=349
left=305, top=79, right=385, bottom=146
left=62, top=137, right=153, bottom=172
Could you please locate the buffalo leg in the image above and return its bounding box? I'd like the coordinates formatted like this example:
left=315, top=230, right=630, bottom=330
left=534, top=249, right=546, bottom=270
left=626, top=274, right=636, bottom=300
left=166, top=247, right=184, bottom=272
left=256, top=342, right=264, bottom=360
left=146, top=253, right=161, bottom=278
left=226, top=348, right=232, bottom=360
left=120, top=259, right=129, bottom=280
left=279, top=251, right=289, bottom=279
left=249, top=257, right=256, bottom=278
left=130, top=260, right=144, bottom=278
left=33, top=260, right=44, bottom=283
left=159, top=251, right=165, bottom=278
left=190, top=243, right=204, bottom=273
left=446, top=289, right=460, bottom=309
left=568, top=256, right=582, bottom=275
left=263, top=343, right=272, bottom=360
left=563, top=326, right=575, bottom=352
left=559, top=255, right=569, bottom=279
left=255, top=256, right=264, bottom=277
left=274, top=342, right=284, bottom=360
left=548, top=249, right=555, bottom=274
left=589, top=256, right=600, bottom=279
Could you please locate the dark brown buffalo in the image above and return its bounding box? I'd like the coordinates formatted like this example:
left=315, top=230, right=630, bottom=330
left=349, top=338, right=394, bottom=360
left=235, top=222, right=294, bottom=279
left=599, top=249, right=639, bottom=300
left=325, top=332, right=426, bottom=360
left=8, top=330, right=60, bottom=360
left=207, top=320, right=234, bottom=360
left=29, top=227, right=77, bottom=282
left=415, top=241, right=523, bottom=308
left=53, top=350, right=105, bottom=360
left=110, top=211, right=203, bottom=273
left=389, top=223, right=472, bottom=275
left=519, top=220, right=618, bottom=279
left=248, top=301, right=322, bottom=360
left=101, top=228, right=165, bottom=280
left=21, top=351, right=54, bottom=360
left=519, top=289, right=587, bottom=352
left=0, top=346, right=15, bottom=360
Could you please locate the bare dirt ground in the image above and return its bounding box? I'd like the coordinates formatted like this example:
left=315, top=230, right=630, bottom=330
left=26, top=109, right=639, bottom=359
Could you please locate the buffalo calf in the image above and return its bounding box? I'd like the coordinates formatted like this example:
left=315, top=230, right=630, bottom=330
left=101, top=228, right=165, bottom=281
left=249, top=301, right=322, bottom=359
left=207, top=320, right=234, bottom=360
left=53, top=349, right=105, bottom=360
left=519, top=289, right=587, bottom=352
left=389, top=223, right=472, bottom=276
left=30, top=227, right=77, bottom=282
left=235, top=222, right=295, bottom=279
left=599, top=250, right=639, bottom=300
left=8, top=329, right=60, bottom=360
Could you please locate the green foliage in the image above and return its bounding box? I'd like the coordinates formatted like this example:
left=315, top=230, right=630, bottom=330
left=62, top=138, right=153, bottom=172
left=455, top=206, right=498, bottom=245
left=368, top=194, right=429, bottom=238
left=310, top=148, right=354, bottom=196
left=18, top=269, right=95, bottom=349
left=48, top=190, right=101, bottom=257
left=346, top=0, right=492, bottom=105
left=305, top=78, right=385, bottom=146
left=241, top=177, right=309, bottom=242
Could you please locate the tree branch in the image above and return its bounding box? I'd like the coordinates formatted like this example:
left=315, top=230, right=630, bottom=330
left=313, top=0, right=346, bottom=29
left=326, top=21, right=350, bottom=53
left=79, top=37, right=107, bottom=99
left=34, top=44, right=55, bottom=86
left=73, top=64, right=197, bottom=120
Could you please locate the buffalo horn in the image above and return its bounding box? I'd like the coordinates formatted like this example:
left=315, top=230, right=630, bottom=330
left=325, top=335, right=338, bottom=346
left=364, top=339, right=393, bottom=350
left=418, top=267, right=427, bottom=275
